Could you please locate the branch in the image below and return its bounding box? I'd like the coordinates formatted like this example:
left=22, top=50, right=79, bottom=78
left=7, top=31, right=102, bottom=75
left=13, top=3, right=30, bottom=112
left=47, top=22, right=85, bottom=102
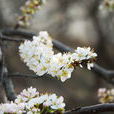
left=2, top=67, right=16, bottom=101
left=1, top=29, right=35, bottom=38
left=8, top=72, right=39, bottom=78
left=65, top=103, right=114, bottom=114
left=8, top=72, right=50, bottom=79
left=92, top=64, right=114, bottom=84
left=0, top=33, right=73, bottom=52
left=1, top=29, right=114, bottom=84
left=8, top=66, right=114, bottom=83
left=0, top=41, right=16, bottom=101
left=0, top=29, right=74, bottom=52
left=0, top=34, right=25, bottom=42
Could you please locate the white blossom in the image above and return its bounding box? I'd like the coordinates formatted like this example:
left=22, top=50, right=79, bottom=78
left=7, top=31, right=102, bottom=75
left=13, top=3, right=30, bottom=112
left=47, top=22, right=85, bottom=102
left=48, top=53, right=74, bottom=82
left=98, top=88, right=114, bottom=103
left=99, top=0, right=114, bottom=11
left=44, top=94, right=65, bottom=110
left=73, top=47, right=97, bottom=61
left=0, top=102, right=25, bottom=114
left=19, top=31, right=53, bottom=76
left=87, top=63, right=94, bottom=70
left=19, top=31, right=97, bottom=82
left=15, top=87, right=39, bottom=104
left=0, top=87, right=65, bottom=114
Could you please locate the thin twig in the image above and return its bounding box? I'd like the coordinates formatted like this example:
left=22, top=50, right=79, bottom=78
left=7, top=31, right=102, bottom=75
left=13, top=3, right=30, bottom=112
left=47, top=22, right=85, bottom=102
left=8, top=72, right=39, bottom=78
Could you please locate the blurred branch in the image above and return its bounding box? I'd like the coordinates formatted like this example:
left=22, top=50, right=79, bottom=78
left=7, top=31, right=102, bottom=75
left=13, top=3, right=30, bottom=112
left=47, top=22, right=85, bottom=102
left=92, top=64, right=114, bottom=84
left=1, top=29, right=35, bottom=38
left=0, top=41, right=16, bottom=101
left=0, top=29, right=74, bottom=52
left=64, top=103, right=114, bottom=114
left=2, top=67, right=16, bottom=101
left=8, top=65, right=114, bottom=84
left=8, top=72, right=39, bottom=78
left=8, top=72, right=49, bottom=79
left=90, top=0, right=114, bottom=66
left=0, top=34, right=25, bottom=42
left=1, top=29, right=114, bottom=84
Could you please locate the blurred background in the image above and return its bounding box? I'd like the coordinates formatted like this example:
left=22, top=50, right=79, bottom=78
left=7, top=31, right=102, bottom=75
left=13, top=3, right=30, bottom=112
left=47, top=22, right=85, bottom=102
left=0, top=0, right=114, bottom=113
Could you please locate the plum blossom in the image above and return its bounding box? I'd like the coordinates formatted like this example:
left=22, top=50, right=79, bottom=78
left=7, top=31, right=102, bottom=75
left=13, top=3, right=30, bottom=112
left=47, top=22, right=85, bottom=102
left=18, top=0, right=47, bottom=27
left=98, top=88, right=114, bottom=103
left=0, top=102, right=25, bottom=114
left=100, top=0, right=114, bottom=11
left=0, top=87, right=65, bottom=114
left=19, top=31, right=97, bottom=82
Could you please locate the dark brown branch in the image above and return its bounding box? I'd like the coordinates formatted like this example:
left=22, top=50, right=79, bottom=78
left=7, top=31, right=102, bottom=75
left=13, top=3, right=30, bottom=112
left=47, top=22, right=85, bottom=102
left=0, top=41, right=16, bottom=101
left=2, top=67, right=16, bottom=101
left=0, top=34, right=25, bottom=42
left=1, top=29, right=35, bottom=38
left=92, top=64, right=114, bottom=84
left=8, top=72, right=60, bottom=82
left=53, top=40, right=74, bottom=52
left=8, top=72, right=39, bottom=78
left=0, top=29, right=74, bottom=52
left=0, top=30, right=73, bottom=52
left=64, top=103, right=114, bottom=114
left=0, top=33, right=73, bottom=52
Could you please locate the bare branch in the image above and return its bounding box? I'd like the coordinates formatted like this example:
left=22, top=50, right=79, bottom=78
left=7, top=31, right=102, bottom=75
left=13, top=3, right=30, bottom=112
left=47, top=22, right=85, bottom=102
left=8, top=72, right=39, bottom=78
left=0, top=34, right=25, bottom=42
left=2, top=67, right=16, bottom=101
left=53, top=40, right=74, bottom=52
left=65, top=103, right=114, bottom=114
left=1, top=29, right=74, bottom=52
left=92, top=64, right=114, bottom=84
left=1, top=29, right=35, bottom=38
left=0, top=41, right=16, bottom=101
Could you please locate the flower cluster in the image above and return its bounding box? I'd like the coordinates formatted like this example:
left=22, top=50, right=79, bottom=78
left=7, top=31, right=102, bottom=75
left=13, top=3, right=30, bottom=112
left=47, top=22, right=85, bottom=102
left=0, top=102, right=25, bottom=114
left=17, top=0, right=46, bottom=27
left=0, top=87, right=65, bottom=114
left=100, top=0, right=114, bottom=11
left=98, top=88, right=114, bottom=103
left=19, top=31, right=97, bottom=82
left=19, top=31, right=53, bottom=76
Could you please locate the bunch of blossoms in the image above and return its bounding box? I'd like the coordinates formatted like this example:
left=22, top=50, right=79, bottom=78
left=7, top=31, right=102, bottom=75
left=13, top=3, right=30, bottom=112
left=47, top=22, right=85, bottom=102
left=19, top=31, right=53, bottom=76
left=19, top=31, right=97, bottom=82
left=0, top=87, right=65, bottom=114
left=48, top=47, right=97, bottom=82
left=100, top=0, right=114, bottom=11
left=17, top=0, right=46, bottom=27
left=0, top=102, right=25, bottom=114
left=48, top=53, right=74, bottom=82
left=98, top=88, right=114, bottom=103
